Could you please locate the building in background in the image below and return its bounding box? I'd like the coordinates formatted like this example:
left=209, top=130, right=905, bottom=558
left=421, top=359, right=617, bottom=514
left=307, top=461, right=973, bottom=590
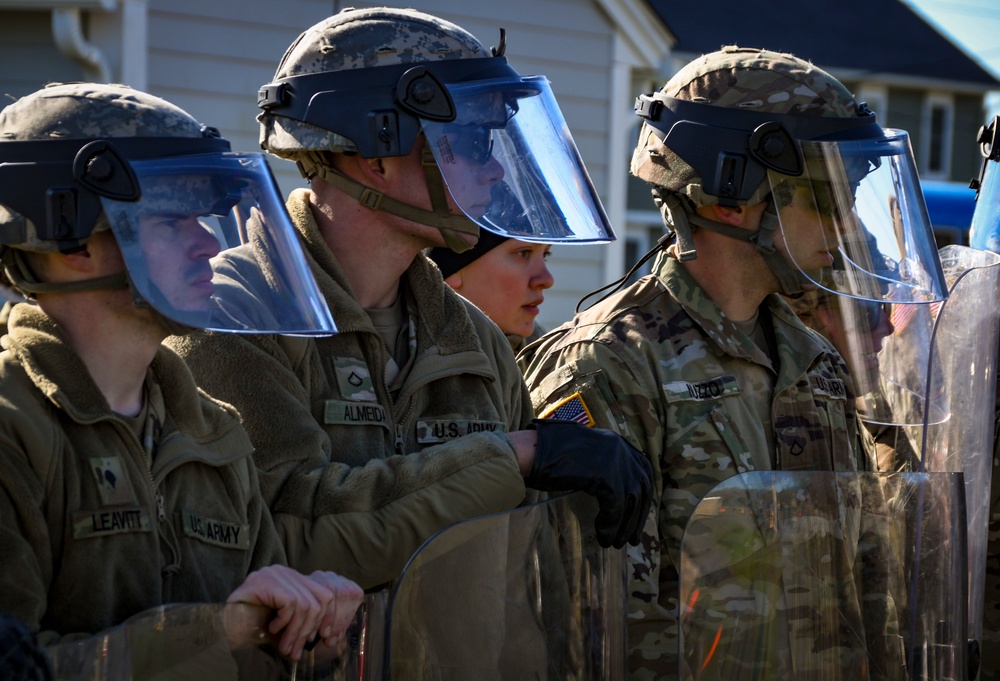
left=1, top=0, right=994, bottom=329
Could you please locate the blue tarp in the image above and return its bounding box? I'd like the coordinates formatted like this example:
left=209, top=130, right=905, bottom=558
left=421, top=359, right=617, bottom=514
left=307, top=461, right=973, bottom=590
left=922, top=180, right=977, bottom=246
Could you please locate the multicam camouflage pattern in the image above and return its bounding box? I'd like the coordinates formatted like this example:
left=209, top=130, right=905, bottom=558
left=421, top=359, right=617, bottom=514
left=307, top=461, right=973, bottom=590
left=520, top=252, right=898, bottom=680
left=630, top=45, right=867, bottom=207
left=0, top=82, right=206, bottom=253
left=260, top=7, right=490, bottom=157
left=783, top=290, right=923, bottom=473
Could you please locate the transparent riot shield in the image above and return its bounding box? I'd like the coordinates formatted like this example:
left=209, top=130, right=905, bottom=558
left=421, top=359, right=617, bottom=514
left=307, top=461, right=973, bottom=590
left=44, top=600, right=359, bottom=680
left=44, top=492, right=625, bottom=680
left=919, top=245, right=1000, bottom=678
left=382, top=491, right=627, bottom=680
left=678, top=471, right=966, bottom=681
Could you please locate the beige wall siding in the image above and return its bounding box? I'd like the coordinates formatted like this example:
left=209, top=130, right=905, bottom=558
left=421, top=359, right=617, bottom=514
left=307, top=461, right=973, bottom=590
left=145, top=0, right=332, bottom=196
left=335, top=0, right=618, bottom=331
left=0, top=0, right=642, bottom=331
left=0, top=10, right=87, bottom=101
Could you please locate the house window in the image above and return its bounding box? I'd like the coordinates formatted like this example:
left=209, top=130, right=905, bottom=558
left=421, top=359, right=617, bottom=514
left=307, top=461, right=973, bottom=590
left=921, top=93, right=953, bottom=180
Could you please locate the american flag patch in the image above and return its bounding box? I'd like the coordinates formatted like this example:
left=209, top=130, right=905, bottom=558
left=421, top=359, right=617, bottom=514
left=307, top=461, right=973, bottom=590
left=540, top=392, right=595, bottom=427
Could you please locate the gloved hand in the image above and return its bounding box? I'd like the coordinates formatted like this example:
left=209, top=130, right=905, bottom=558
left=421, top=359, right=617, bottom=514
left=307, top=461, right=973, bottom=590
left=526, top=419, right=653, bottom=549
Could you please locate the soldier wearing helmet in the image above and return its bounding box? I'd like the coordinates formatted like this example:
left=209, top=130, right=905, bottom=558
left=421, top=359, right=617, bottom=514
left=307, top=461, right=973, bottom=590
left=165, top=6, right=653, bottom=592
left=521, top=46, right=946, bottom=678
left=0, top=82, right=363, bottom=656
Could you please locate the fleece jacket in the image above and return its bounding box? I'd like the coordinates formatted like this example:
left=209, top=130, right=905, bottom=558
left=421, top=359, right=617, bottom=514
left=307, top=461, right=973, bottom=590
left=0, top=303, right=285, bottom=643
left=166, top=188, right=531, bottom=588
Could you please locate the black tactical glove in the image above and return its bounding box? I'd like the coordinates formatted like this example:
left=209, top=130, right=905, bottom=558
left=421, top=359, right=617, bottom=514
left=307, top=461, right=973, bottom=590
left=526, top=419, right=654, bottom=549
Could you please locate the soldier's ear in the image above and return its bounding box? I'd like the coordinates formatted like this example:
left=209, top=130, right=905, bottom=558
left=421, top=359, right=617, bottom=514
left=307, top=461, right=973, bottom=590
left=709, top=204, right=748, bottom=226
left=364, top=156, right=387, bottom=178
left=57, top=243, right=96, bottom=272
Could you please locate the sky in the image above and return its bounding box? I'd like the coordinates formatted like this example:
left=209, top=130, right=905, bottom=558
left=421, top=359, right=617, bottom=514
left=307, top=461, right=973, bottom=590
left=901, top=0, right=1000, bottom=112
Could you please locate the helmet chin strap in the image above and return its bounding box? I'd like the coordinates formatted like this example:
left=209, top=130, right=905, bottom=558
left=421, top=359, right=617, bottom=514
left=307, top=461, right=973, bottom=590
left=2, top=248, right=130, bottom=296
left=300, top=147, right=480, bottom=254
left=654, top=189, right=812, bottom=298
left=1, top=248, right=196, bottom=336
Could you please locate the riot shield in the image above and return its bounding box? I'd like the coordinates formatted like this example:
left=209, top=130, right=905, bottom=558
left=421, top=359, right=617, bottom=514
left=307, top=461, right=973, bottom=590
left=919, top=245, right=1000, bottom=678
left=383, top=491, right=627, bottom=680
left=44, top=600, right=360, bottom=680
left=678, top=471, right=966, bottom=681
left=44, top=492, right=625, bottom=680
left=799, top=243, right=1000, bottom=678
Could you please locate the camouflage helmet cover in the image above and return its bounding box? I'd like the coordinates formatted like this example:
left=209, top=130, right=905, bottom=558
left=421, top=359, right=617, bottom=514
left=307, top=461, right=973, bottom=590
left=631, top=45, right=863, bottom=207
left=0, top=82, right=208, bottom=252
left=260, top=6, right=492, bottom=158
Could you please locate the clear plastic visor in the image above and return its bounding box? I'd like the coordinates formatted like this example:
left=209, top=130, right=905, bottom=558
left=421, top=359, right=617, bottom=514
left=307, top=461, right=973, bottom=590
left=100, top=152, right=336, bottom=334
left=970, top=157, right=1000, bottom=252
left=420, top=76, right=614, bottom=244
left=805, top=245, right=1000, bottom=431
left=768, top=129, right=946, bottom=305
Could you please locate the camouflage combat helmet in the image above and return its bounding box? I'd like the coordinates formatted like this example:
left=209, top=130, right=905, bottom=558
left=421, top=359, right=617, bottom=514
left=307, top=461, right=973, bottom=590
left=631, top=45, right=870, bottom=207
left=628, top=46, right=881, bottom=297
left=0, top=81, right=340, bottom=337
left=0, top=82, right=217, bottom=255
left=259, top=6, right=494, bottom=159
left=255, top=6, right=519, bottom=252
left=0, top=82, right=227, bottom=304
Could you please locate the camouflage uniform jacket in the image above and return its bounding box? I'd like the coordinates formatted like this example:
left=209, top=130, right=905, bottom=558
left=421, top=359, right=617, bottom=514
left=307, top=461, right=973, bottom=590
left=521, top=254, right=893, bottom=680
left=0, top=303, right=285, bottom=643
left=167, top=189, right=531, bottom=589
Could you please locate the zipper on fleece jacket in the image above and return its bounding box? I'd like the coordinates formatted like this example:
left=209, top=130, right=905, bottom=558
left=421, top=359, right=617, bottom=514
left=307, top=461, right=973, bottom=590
left=140, top=414, right=183, bottom=578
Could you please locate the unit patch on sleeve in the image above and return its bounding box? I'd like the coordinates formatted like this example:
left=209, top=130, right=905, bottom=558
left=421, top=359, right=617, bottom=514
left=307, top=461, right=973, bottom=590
left=539, top=392, right=595, bottom=427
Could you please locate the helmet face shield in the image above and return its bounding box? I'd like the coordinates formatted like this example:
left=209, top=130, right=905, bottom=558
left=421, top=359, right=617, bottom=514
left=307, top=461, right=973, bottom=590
left=808, top=291, right=941, bottom=426
left=102, top=152, right=336, bottom=335
left=768, top=130, right=946, bottom=304
left=420, top=76, right=614, bottom=244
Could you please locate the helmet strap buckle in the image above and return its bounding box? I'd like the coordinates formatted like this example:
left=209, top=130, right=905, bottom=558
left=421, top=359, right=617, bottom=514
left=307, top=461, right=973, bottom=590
left=359, top=188, right=385, bottom=211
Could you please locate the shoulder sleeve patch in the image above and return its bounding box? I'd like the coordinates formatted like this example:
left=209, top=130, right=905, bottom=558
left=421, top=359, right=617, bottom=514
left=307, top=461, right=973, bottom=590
left=539, top=392, right=595, bottom=427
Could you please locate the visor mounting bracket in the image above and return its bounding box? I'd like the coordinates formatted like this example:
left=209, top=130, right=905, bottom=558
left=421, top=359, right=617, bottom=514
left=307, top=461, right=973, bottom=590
left=72, top=140, right=140, bottom=201
left=749, top=122, right=802, bottom=176
left=396, top=67, right=456, bottom=122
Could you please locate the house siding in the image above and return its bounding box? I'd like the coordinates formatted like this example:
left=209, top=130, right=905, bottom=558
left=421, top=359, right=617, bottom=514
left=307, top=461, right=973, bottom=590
left=954, top=93, right=985, bottom=184
left=0, top=10, right=87, bottom=101
left=140, top=0, right=618, bottom=332
left=0, top=1, right=991, bottom=329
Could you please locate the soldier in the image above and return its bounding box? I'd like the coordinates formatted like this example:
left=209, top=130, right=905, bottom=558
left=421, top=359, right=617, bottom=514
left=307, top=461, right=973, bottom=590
left=0, top=83, right=362, bottom=661
left=426, top=231, right=553, bottom=352
left=427, top=180, right=554, bottom=352
left=521, top=46, right=949, bottom=679
left=785, top=287, right=925, bottom=473
left=165, top=5, right=653, bottom=591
